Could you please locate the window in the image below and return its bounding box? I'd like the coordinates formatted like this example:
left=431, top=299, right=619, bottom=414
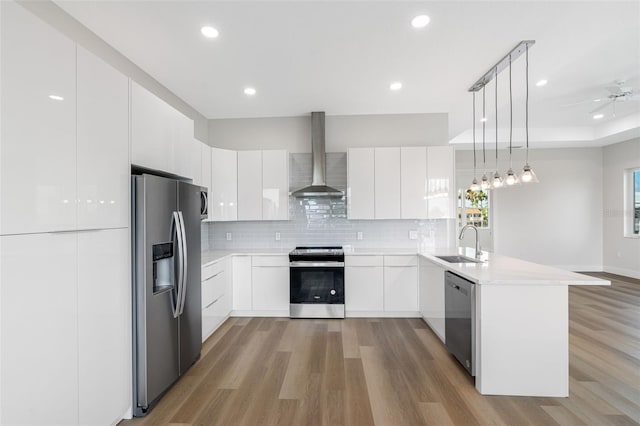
left=625, top=168, right=640, bottom=237
left=458, top=189, right=490, bottom=228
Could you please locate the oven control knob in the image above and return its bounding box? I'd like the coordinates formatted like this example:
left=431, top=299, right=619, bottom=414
left=330, top=289, right=336, bottom=295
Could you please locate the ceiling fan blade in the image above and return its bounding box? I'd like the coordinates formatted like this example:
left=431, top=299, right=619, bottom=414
left=589, top=100, right=613, bottom=114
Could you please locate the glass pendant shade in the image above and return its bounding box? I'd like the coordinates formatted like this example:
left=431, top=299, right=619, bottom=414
left=520, top=163, right=539, bottom=183
left=480, top=174, right=490, bottom=190
left=492, top=171, right=504, bottom=188
left=504, top=168, right=519, bottom=186
left=470, top=178, right=481, bottom=192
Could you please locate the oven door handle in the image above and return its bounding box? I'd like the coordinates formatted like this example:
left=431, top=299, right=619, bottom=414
left=289, top=261, right=345, bottom=267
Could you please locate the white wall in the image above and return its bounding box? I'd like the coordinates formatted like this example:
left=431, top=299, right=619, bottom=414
left=603, top=138, right=640, bottom=279
left=18, top=1, right=209, bottom=142
left=456, top=148, right=604, bottom=271
left=208, top=113, right=448, bottom=152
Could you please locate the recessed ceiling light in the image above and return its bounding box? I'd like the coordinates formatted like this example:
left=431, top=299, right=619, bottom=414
left=244, top=87, right=256, bottom=96
left=48, top=94, right=64, bottom=101
left=201, top=26, right=219, bottom=38
left=411, top=15, right=430, bottom=28
left=480, top=117, right=487, bottom=122
left=593, top=113, right=604, bottom=119
left=390, top=82, right=403, bottom=91
left=536, top=79, right=547, bottom=87
left=593, top=99, right=601, bottom=102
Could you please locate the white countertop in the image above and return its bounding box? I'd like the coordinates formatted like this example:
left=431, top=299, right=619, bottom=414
left=202, top=248, right=291, bottom=265
left=201, top=246, right=610, bottom=287
left=418, top=247, right=610, bottom=286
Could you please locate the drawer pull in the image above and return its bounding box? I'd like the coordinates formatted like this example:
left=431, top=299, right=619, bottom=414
left=202, top=271, right=223, bottom=282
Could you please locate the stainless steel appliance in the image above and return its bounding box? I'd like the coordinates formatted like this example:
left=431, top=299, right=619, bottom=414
left=291, top=112, right=343, bottom=198
left=132, top=173, right=204, bottom=416
left=445, top=271, right=476, bottom=376
left=289, top=246, right=345, bottom=318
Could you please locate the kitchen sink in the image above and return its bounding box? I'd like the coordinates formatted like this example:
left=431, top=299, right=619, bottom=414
left=435, top=255, right=484, bottom=264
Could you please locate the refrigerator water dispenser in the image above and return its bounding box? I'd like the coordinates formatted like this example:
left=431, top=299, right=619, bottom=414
left=152, top=242, right=174, bottom=294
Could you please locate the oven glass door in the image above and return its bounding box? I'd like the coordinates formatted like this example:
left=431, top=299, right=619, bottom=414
left=290, top=266, right=344, bottom=304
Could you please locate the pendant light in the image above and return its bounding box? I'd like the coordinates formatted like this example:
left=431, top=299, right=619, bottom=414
left=480, top=86, right=490, bottom=190
left=521, top=43, right=538, bottom=183
left=505, top=53, right=519, bottom=186
left=469, top=91, right=480, bottom=192
left=491, top=68, right=503, bottom=189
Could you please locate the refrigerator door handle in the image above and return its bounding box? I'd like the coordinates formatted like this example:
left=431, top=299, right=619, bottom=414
left=171, top=211, right=183, bottom=319
left=177, top=211, right=188, bottom=315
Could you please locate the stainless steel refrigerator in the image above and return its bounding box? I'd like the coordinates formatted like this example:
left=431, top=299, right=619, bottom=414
left=131, top=173, right=203, bottom=416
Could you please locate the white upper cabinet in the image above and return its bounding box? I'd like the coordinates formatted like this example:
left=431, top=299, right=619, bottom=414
left=347, top=148, right=375, bottom=219
left=237, top=150, right=263, bottom=221
left=211, top=147, right=238, bottom=221
left=1, top=2, right=77, bottom=234
left=262, top=150, right=289, bottom=221
left=191, top=139, right=204, bottom=187
left=131, top=81, right=171, bottom=172
left=131, top=81, right=197, bottom=179
left=76, top=46, right=129, bottom=230
left=173, top=113, right=196, bottom=179
left=401, top=147, right=428, bottom=219
left=201, top=143, right=212, bottom=195
left=374, top=147, right=401, bottom=219
left=427, top=146, right=456, bottom=219
left=347, top=145, right=455, bottom=220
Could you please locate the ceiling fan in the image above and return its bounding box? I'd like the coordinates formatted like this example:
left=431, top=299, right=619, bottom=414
left=589, top=81, right=638, bottom=117
left=561, top=80, right=639, bottom=117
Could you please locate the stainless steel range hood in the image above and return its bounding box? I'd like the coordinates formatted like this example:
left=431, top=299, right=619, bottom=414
left=291, top=112, right=344, bottom=198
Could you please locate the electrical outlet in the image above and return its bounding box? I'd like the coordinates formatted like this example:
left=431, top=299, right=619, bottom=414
left=275, top=232, right=281, bottom=241
left=357, top=231, right=363, bottom=240
left=409, top=230, right=418, bottom=240
left=226, top=232, right=232, bottom=241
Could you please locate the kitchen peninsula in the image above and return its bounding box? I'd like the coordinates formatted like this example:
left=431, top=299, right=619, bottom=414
left=202, top=246, right=610, bottom=398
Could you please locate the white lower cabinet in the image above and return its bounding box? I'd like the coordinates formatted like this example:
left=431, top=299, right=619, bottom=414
left=344, top=256, right=384, bottom=314
left=252, top=256, right=289, bottom=313
left=344, top=255, right=418, bottom=316
left=1, top=233, right=78, bottom=426
left=201, top=258, right=232, bottom=342
left=232, top=256, right=253, bottom=311
left=1, top=229, right=130, bottom=426
left=419, top=256, right=446, bottom=342
left=345, top=267, right=384, bottom=313
left=383, top=256, right=418, bottom=312
left=78, top=229, right=130, bottom=426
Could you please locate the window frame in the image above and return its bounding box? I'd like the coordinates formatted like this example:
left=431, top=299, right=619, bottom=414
left=457, top=188, right=491, bottom=230
left=626, top=168, right=640, bottom=238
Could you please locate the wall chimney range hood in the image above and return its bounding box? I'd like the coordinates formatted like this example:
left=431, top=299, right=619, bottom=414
left=292, top=112, right=344, bottom=198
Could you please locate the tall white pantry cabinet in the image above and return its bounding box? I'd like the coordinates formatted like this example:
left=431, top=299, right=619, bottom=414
left=1, top=2, right=130, bottom=425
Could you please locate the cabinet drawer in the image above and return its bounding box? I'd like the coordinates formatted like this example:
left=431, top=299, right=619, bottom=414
left=202, top=271, right=225, bottom=309
left=202, top=260, right=225, bottom=280
left=345, top=255, right=383, bottom=267
left=384, top=255, right=417, bottom=267
left=252, top=255, right=289, bottom=267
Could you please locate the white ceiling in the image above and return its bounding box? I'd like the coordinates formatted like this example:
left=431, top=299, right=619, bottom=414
left=56, top=1, right=640, bottom=147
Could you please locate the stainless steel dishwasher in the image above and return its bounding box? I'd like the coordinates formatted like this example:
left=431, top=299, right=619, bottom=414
left=445, top=271, right=476, bottom=376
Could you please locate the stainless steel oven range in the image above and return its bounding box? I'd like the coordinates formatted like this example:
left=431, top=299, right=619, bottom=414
left=289, top=246, right=345, bottom=318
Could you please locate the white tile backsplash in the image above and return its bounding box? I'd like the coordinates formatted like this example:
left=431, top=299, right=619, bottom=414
left=203, top=153, right=455, bottom=250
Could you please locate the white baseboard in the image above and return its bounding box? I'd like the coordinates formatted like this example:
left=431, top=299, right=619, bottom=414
left=603, top=266, right=640, bottom=280
left=231, top=310, right=289, bottom=317
left=345, top=311, right=421, bottom=318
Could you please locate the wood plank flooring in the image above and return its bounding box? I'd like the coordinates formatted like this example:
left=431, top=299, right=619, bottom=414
left=122, top=272, right=640, bottom=425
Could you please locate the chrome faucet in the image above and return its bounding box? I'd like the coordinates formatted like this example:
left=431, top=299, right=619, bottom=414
left=459, top=224, right=481, bottom=258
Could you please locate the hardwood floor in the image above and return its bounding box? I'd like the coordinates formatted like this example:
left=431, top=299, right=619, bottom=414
left=123, top=272, right=640, bottom=426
